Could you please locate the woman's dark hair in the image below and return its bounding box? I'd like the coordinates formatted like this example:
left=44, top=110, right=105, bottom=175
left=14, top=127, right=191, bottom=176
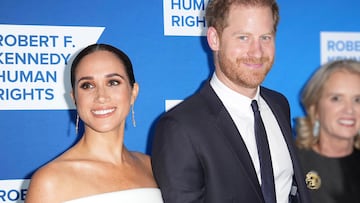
left=70, top=43, right=136, bottom=91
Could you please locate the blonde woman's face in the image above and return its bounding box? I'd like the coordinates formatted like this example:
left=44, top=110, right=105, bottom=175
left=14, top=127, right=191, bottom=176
left=316, top=71, right=360, bottom=142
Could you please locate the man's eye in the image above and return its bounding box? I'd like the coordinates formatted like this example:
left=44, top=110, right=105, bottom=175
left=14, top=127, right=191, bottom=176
left=261, top=35, right=272, bottom=41
left=238, top=36, right=248, bottom=40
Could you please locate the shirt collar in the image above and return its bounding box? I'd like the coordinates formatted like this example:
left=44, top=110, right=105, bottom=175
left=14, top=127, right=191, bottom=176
left=210, top=73, right=260, bottom=113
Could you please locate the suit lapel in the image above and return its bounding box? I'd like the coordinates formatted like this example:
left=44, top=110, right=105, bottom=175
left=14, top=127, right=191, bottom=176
left=217, top=109, right=263, bottom=193
left=260, top=87, right=296, bottom=172
left=261, top=88, right=310, bottom=202
left=199, top=83, right=309, bottom=202
left=200, top=82, right=263, bottom=199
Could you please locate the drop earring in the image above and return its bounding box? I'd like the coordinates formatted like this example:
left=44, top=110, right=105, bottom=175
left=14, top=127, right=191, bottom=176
left=131, top=105, right=136, bottom=127
left=313, top=120, right=319, bottom=137
left=76, top=114, right=79, bottom=135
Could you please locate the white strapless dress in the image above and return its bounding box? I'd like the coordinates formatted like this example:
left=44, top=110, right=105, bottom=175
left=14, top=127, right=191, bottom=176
left=64, top=188, right=163, bottom=203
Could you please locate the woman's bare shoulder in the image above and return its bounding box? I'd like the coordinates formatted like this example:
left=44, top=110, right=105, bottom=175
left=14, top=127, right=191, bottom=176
left=25, top=148, right=86, bottom=203
left=131, top=151, right=151, bottom=165
left=25, top=159, right=71, bottom=202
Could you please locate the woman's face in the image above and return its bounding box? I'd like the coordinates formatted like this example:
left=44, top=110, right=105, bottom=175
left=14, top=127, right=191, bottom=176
left=72, top=50, right=138, bottom=133
left=316, top=70, right=360, bottom=143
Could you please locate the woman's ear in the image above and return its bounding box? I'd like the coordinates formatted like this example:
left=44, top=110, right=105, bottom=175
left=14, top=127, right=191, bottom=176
left=70, top=91, right=76, bottom=106
left=309, top=105, right=318, bottom=121
left=131, top=83, right=139, bottom=105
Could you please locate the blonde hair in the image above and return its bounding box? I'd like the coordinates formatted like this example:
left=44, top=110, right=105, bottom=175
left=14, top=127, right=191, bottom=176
left=295, top=59, right=360, bottom=149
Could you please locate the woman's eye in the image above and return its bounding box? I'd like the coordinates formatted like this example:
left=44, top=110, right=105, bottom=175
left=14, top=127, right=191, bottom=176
left=355, top=96, right=360, bottom=104
left=330, top=95, right=340, bottom=102
left=108, top=80, right=120, bottom=86
left=80, top=82, right=93, bottom=89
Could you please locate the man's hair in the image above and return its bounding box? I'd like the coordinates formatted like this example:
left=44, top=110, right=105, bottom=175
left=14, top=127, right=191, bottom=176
left=205, top=0, right=280, bottom=35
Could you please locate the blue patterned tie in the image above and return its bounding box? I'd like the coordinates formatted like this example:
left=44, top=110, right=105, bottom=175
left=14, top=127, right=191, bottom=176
left=251, top=100, right=276, bottom=203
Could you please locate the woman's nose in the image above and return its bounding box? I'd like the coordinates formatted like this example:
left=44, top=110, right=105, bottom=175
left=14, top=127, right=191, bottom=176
left=94, top=86, right=110, bottom=103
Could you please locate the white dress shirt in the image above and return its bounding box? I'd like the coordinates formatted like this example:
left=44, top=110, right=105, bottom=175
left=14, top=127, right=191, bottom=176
left=210, top=73, right=293, bottom=203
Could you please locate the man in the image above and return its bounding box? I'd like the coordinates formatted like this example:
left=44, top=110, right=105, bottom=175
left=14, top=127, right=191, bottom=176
left=152, top=0, right=310, bottom=202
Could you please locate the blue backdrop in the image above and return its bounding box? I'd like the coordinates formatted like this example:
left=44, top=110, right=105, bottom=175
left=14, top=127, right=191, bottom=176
left=1, top=1, right=360, bottom=202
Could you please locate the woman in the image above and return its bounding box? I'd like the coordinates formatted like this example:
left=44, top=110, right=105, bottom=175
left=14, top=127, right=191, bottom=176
left=295, top=59, right=360, bottom=202
left=25, top=44, right=163, bottom=203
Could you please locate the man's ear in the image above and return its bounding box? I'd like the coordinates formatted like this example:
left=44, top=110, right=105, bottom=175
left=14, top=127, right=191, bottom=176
left=207, top=26, right=220, bottom=51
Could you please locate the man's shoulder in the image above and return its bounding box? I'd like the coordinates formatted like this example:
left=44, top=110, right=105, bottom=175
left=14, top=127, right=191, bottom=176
left=260, top=86, right=289, bottom=104
left=260, top=86, right=286, bottom=98
left=161, top=84, right=219, bottom=120
left=166, top=91, right=207, bottom=115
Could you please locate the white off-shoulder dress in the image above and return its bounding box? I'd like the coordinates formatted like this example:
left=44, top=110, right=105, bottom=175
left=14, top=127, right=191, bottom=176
left=64, top=188, right=163, bottom=203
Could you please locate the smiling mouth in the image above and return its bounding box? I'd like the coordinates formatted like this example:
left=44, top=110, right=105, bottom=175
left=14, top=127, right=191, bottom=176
left=245, top=63, right=263, bottom=68
left=338, top=119, right=355, bottom=126
left=92, top=108, right=116, bottom=115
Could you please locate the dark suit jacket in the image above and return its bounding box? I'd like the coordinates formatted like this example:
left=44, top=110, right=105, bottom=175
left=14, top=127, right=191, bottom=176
left=152, top=81, right=311, bottom=203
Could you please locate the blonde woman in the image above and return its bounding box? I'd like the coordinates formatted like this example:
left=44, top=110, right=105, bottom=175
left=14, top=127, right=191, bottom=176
left=295, top=59, right=360, bottom=203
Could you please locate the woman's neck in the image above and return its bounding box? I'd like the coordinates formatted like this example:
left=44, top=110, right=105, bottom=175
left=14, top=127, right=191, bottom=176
left=313, top=139, right=353, bottom=158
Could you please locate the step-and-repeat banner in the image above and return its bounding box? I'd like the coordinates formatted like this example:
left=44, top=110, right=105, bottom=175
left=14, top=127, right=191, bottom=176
left=1, top=0, right=359, bottom=202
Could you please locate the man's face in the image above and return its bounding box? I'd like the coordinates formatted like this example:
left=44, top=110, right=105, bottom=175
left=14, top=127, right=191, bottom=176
left=208, top=5, right=275, bottom=97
